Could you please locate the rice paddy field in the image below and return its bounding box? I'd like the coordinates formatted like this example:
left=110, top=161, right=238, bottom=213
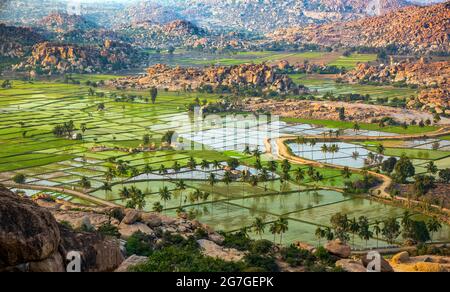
left=1, top=76, right=449, bottom=248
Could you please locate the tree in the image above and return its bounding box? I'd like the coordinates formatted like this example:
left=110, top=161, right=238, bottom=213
left=376, top=144, right=385, bottom=155
left=268, top=160, right=278, bottom=179
left=353, top=122, right=360, bottom=134
left=438, top=168, right=450, bottom=183
left=12, top=173, right=26, bottom=184
left=372, top=220, right=382, bottom=248
left=277, top=217, right=289, bottom=245
left=348, top=217, right=360, bottom=247
left=80, top=177, right=91, bottom=189
left=294, top=168, right=305, bottom=192
left=357, top=216, right=372, bottom=248
left=427, top=217, right=442, bottom=242
left=425, top=161, right=438, bottom=175
left=402, top=220, right=431, bottom=244
left=143, top=134, right=151, bottom=145
left=159, top=187, right=172, bottom=209
left=382, top=217, right=401, bottom=245
left=153, top=202, right=163, bottom=213
left=413, top=175, right=435, bottom=196
left=394, top=155, right=415, bottom=183
left=341, top=167, right=352, bottom=179
left=330, top=213, right=350, bottom=243
left=150, top=87, right=158, bottom=104
left=1, top=80, right=12, bottom=89
left=253, top=217, right=266, bottom=240
left=382, top=157, right=398, bottom=175
left=269, top=222, right=278, bottom=243
left=227, top=158, right=240, bottom=170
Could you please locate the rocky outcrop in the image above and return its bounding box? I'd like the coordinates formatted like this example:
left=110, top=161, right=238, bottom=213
left=13, top=40, right=142, bottom=75
left=0, top=186, right=123, bottom=272
left=389, top=251, right=450, bottom=272
left=325, top=240, right=352, bottom=258
left=336, top=259, right=367, bottom=272
left=109, top=63, right=300, bottom=94
left=342, top=60, right=450, bottom=113
left=0, top=186, right=60, bottom=268
left=115, top=255, right=148, bottom=272
left=0, top=24, right=44, bottom=58
left=267, top=2, right=450, bottom=54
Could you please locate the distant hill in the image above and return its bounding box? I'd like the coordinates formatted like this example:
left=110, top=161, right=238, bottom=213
left=37, top=12, right=99, bottom=33
left=266, top=2, right=450, bottom=54
left=0, top=24, right=44, bottom=57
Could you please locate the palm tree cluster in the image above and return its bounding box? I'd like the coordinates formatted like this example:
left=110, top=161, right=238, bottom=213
left=119, top=186, right=146, bottom=210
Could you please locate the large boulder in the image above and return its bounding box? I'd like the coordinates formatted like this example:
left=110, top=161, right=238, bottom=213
left=119, top=222, right=154, bottom=239
left=391, top=251, right=410, bottom=264
left=115, top=255, right=148, bottom=272
left=325, top=240, right=352, bottom=259
left=121, top=209, right=141, bottom=225
left=59, top=226, right=124, bottom=272
left=141, top=213, right=162, bottom=228
left=361, top=253, right=394, bottom=272
left=336, top=259, right=367, bottom=273
left=0, top=186, right=60, bottom=268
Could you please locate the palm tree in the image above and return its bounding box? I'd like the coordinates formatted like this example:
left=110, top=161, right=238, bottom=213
left=187, top=156, right=197, bottom=180
left=373, top=220, right=382, bottom=248
left=212, top=160, right=221, bottom=170
left=376, top=144, right=385, bottom=155
left=309, top=139, right=317, bottom=160
left=253, top=217, right=266, bottom=240
left=269, top=222, right=279, bottom=243
left=200, top=159, right=210, bottom=172
left=268, top=160, right=278, bottom=179
left=223, top=170, right=233, bottom=211
left=325, top=227, right=334, bottom=241
left=243, top=146, right=251, bottom=155
left=143, top=164, right=153, bottom=175
left=172, top=161, right=181, bottom=179
left=259, top=168, right=269, bottom=191
left=277, top=217, right=289, bottom=245
left=321, top=144, right=329, bottom=162
left=175, top=180, right=187, bottom=207
left=425, top=161, right=438, bottom=175
left=341, top=167, right=352, bottom=180
left=294, top=168, right=305, bottom=193
left=252, top=147, right=262, bottom=160
left=153, top=202, right=163, bottom=213
left=119, top=187, right=130, bottom=199
left=349, top=217, right=360, bottom=248
left=159, top=187, right=172, bottom=210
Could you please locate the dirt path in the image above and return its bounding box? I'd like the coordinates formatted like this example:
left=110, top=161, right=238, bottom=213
left=3, top=182, right=119, bottom=208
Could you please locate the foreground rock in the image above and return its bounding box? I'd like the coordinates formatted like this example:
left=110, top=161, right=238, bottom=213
left=0, top=186, right=60, bottom=268
left=389, top=252, right=450, bottom=272
left=336, top=259, right=367, bottom=272
left=325, top=240, right=351, bottom=259
left=0, top=186, right=123, bottom=272
left=115, top=255, right=148, bottom=272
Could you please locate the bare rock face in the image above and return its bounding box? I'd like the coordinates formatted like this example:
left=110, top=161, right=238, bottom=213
left=325, top=240, right=352, bottom=259
left=121, top=209, right=141, bottom=225
left=119, top=222, right=154, bottom=239
left=197, top=239, right=245, bottom=262
left=0, top=186, right=60, bottom=267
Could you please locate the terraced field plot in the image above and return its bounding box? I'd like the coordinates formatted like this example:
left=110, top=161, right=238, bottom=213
left=1, top=78, right=449, bottom=247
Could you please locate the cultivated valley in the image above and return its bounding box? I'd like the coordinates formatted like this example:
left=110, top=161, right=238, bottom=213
left=0, top=0, right=449, bottom=274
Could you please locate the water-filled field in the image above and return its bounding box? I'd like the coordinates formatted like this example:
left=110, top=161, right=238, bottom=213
left=1, top=78, right=449, bottom=248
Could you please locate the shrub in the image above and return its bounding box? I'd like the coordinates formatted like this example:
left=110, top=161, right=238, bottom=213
left=250, top=240, right=274, bottom=255
left=97, top=222, right=120, bottom=238
left=243, top=253, right=279, bottom=272
left=281, top=245, right=316, bottom=267
left=125, top=231, right=154, bottom=257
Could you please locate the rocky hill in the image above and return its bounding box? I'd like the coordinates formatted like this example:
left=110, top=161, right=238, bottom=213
left=108, top=63, right=299, bottom=94
left=342, top=59, right=450, bottom=113
left=37, top=12, right=99, bottom=33
left=13, top=40, right=142, bottom=75
left=267, top=2, right=450, bottom=54
left=0, top=24, right=44, bottom=58
left=122, top=0, right=413, bottom=33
